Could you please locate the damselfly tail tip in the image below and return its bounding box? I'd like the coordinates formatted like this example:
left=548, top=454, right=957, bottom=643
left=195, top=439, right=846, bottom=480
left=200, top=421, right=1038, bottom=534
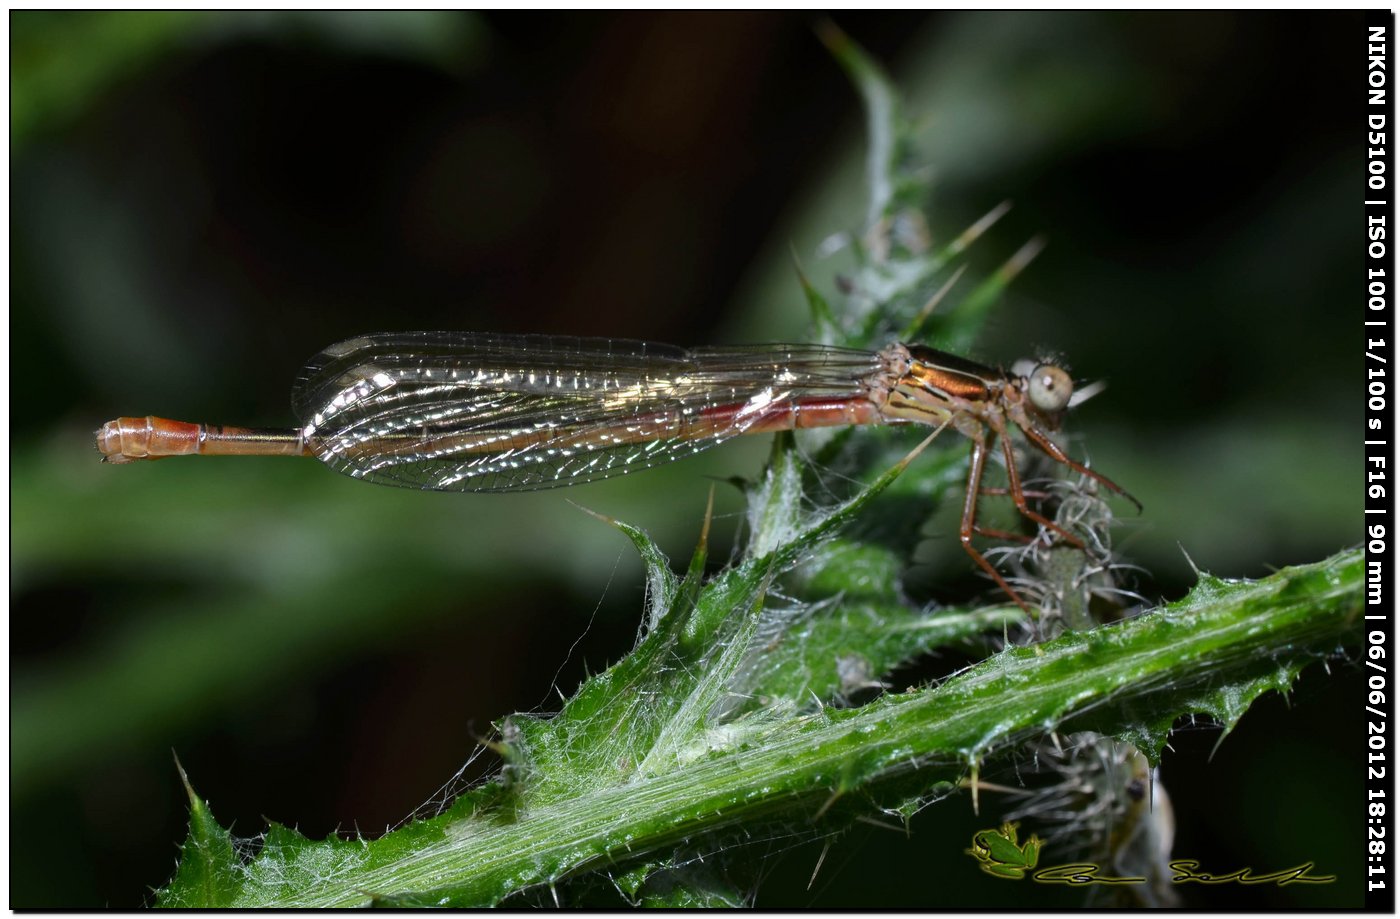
left=95, top=419, right=132, bottom=463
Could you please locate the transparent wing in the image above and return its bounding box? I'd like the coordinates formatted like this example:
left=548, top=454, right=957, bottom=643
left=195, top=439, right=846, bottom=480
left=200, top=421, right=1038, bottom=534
left=291, top=332, right=883, bottom=492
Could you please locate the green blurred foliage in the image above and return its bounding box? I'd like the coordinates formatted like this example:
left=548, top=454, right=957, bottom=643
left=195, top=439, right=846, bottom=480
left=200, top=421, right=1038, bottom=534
left=12, top=11, right=482, bottom=145
left=13, top=11, right=200, bottom=144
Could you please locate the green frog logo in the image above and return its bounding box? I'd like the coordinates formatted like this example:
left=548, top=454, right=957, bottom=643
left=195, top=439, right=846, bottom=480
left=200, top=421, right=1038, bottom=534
left=967, top=821, right=1042, bottom=880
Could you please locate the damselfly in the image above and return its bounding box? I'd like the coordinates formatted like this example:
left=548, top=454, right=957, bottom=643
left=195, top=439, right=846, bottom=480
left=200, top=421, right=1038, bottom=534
left=97, top=332, right=1136, bottom=609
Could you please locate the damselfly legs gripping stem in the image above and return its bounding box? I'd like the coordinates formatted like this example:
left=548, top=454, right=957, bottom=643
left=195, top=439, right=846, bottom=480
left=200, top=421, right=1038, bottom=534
left=97, top=332, right=1137, bottom=609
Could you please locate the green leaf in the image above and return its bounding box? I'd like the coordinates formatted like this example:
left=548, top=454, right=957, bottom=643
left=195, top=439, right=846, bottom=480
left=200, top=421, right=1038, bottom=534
left=158, top=758, right=241, bottom=908
left=817, top=20, right=901, bottom=228
left=573, top=502, right=680, bottom=632
left=155, top=549, right=1361, bottom=906
left=792, top=249, right=839, bottom=336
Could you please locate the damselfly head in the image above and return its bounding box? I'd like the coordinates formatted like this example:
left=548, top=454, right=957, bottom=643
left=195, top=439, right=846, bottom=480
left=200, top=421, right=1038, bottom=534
left=1008, top=359, right=1074, bottom=428
left=1027, top=364, right=1073, bottom=414
left=1010, top=358, right=1104, bottom=416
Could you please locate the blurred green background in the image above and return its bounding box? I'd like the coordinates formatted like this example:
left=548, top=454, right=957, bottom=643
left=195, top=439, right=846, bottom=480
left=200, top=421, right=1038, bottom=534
left=11, top=11, right=1365, bottom=907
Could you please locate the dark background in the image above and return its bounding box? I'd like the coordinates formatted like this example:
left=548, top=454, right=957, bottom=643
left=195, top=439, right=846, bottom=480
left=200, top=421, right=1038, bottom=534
left=11, top=11, right=1365, bottom=907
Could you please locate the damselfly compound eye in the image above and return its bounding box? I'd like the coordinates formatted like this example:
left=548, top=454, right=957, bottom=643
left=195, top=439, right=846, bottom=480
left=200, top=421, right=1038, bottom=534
left=1028, top=364, right=1073, bottom=413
